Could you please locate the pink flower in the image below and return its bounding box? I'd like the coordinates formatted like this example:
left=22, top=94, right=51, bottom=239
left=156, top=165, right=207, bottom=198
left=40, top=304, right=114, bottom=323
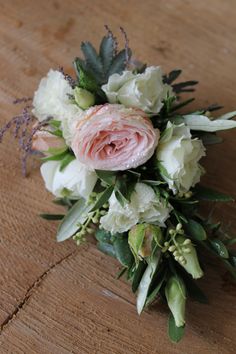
left=32, top=130, right=66, bottom=153
left=71, top=104, right=159, bottom=171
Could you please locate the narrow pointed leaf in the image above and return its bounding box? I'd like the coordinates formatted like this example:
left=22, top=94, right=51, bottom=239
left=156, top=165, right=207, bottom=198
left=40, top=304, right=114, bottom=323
left=168, top=314, right=185, bottom=343
left=57, top=198, right=92, bottom=242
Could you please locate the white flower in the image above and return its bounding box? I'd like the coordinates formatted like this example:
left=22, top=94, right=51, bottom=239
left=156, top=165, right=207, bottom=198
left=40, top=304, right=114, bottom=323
left=102, top=66, right=173, bottom=115
left=32, top=69, right=83, bottom=144
left=40, top=159, right=97, bottom=200
left=156, top=122, right=206, bottom=195
left=100, top=183, right=172, bottom=234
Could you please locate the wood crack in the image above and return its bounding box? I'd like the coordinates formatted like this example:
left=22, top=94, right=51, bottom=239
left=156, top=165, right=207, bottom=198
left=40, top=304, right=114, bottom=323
left=0, top=250, right=77, bottom=334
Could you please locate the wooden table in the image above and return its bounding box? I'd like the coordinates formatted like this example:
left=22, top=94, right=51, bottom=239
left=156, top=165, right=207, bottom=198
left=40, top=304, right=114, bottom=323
left=0, top=1, right=236, bottom=353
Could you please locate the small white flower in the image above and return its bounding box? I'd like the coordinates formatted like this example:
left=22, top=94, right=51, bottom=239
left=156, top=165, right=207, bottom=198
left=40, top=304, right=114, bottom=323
left=100, top=183, right=172, bottom=234
left=156, top=122, right=206, bottom=195
left=32, top=69, right=83, bottom=144
left=102, top=66, right=173, bottom=115
left=40, top=159, right=97, bottom=200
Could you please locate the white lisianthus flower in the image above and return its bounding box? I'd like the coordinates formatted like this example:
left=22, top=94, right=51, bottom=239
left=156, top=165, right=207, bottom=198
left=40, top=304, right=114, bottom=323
left=40, top=159, right=97, bottom=200
left=100, top=183, right=172, bottom=234
left=32, top=69, right=83, bottom=144
left=156, top=122, right=206, bottom=195
left=102, top=66, right=173, bottom=115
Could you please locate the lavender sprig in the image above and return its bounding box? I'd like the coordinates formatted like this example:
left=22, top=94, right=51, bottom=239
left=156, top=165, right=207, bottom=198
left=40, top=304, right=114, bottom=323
left=59, top=67, right=76, bottom=88
left=0, top=100, right=50, bottom=176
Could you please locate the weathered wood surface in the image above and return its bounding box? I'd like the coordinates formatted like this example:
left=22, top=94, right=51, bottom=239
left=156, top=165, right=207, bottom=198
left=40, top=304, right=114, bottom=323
left=0, top=0, right=236, bottom=353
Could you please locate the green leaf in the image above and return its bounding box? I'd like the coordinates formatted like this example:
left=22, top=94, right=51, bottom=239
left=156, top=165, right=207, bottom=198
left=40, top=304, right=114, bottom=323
left=95, top=229, right=113, bottom=244
left=184, top=219, right=207, bottom=241
left=99, top=35, right=115, bottom=76
left=40, top=213, right=64, bottom=220
left=195, top=185, right=234, bottom=202
left=171, top=98, right=195, bottom=112
left=81, top=41, right=104, bottom=83
left=132, top=261, right=147, bottom=293
left=95, top=170, right=117, bottom=185
left=108, top=49, right=131, bottom=76
left=57, top=198, right=92, bottom=242
left=198, top=132, right=223, bottom=145
left=114, top=189, right=126, bottom=207
left=97, top=242, right=116, bottom=258
left=59, top=154, right=75, bottom=171
left=163, top=69, right=182, bottom=84
left=136, top=251, right=161, bottom=314
left=113, top=234, right=134, bottom=267
left=168, top=314, right=185, bottom=343
left=209, top=239, right=229, bottom=259
left=53, top=198, right=73, bottom=208
left=180, top=271, right=208, bottom=304
left=48, top=119, right=61, bottom=128
left=41, top=150, right=68, bottom=162
left=90, top=185, right=114, bottom=212
left=145, top=270, right=167, bottom=307
left=74, top=62, right=98, bottom=92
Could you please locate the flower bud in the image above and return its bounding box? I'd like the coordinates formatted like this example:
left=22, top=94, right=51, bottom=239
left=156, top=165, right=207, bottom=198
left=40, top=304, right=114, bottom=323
left=165, top=276, right=186, bottom=327
left=74, top=87, right=95, bottom=109
left=128, top=223, right=163, bottom=260
left=176, top=236, right=203, bottom=279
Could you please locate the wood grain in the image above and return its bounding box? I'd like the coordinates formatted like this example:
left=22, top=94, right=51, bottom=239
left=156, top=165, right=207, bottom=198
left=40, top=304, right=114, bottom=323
left=0, top=0, right=236, bottom=353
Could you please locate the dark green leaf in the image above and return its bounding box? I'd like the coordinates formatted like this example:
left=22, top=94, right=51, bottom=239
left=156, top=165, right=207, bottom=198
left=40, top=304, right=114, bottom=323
left=90, top=185, right=114, bottom=211
left=97, top=242, right=116, bottom=258
left=224, top=237, right=236, bottom=246
left=171, top=98, right=195, bottom=112
left=163, top=69, right=182, bottom=84
left=145, top=270, right=167, bottom=307
left=81, top=41, right=104, bottom=83
left=59, top=154, right=75, bottom=171
left=95, top=170, right=117, bottom=185
left=132, top=261, right=147, bottom=293
left=168, top=314, right=185, bottom=343
left=108, top=49, right=131, bottom=76
left=198, top=132, right=223, bottom=145
left=184, top=219, right=207, bottom=241
left=99, top=35, right=115, bottom=76
left=180, top=271, right=208, bottom=304
left=114, top=189, right=126, bottom=207
left=40, top=213, right=64, bottom=220
left=195, top=185, right=234, bottom=202
left=95, top=229, right=113, bottom=244
left=209, top=239, right=229, bottom=259
left=113, top=234, right=134, bottom=267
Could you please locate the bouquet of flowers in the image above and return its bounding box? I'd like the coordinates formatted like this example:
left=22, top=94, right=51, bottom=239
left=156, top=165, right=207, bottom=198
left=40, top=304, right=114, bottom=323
left=1, top=27, right=236, bottom=342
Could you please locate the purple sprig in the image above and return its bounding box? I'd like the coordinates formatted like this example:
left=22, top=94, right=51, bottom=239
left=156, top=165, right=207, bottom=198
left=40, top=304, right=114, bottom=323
left=0, top=100, right=50, bottom=176
left=59, top=67, right=76, bottom=88
left=21, top=117, right=50, bottom=176
left=104, top=24, right=118, bottom=56
left=120, top=26, right=131, bottom=66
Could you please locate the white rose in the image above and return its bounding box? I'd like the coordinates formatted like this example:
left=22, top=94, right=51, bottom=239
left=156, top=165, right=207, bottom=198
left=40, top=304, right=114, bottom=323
left=100, top=183, right=172, bottom=234
left=40, top=159, right=97, bottom=200
left=102, top=66, right=173, bottom=115
left=156, top=122, right=206, bottom=195
left=32, top=70, right=83, bottom=144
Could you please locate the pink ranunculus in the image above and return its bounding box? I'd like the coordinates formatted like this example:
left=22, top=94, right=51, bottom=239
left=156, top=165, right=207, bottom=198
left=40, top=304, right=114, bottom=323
left=32, top=130, right=66, bottom=153
left=71, top=104, right=160, bottom=171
